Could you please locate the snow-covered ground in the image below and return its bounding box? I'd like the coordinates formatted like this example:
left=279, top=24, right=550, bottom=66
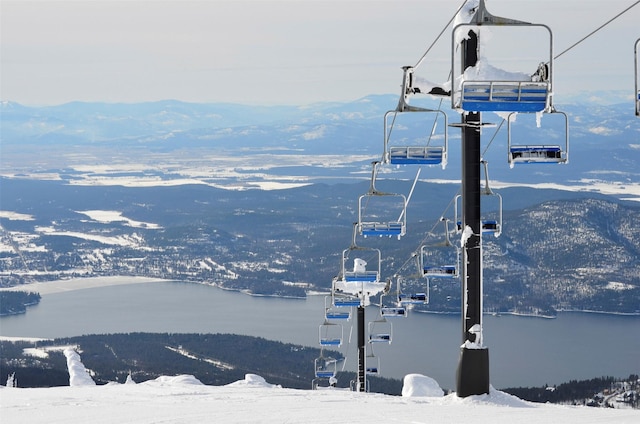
left=0, top=276, right=168, bottom=295
left=1, top=348, right=637, bottom=424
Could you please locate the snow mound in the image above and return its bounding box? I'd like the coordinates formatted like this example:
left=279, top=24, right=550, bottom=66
left=148, top=375, right=204, bottom=386
left=63, top=348, right=96, bottom=387
left=402, top=374, right=444, bottom=398
left=225, top=373, right=281, bottom=388
left=3, top=377, right=637, bottom=423
left=446, top=386, right=532, bottom=408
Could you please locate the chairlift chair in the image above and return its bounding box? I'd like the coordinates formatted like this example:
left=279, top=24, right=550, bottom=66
left=451, top=0, right=554, bottom=114
left=454, top=162, right=503, bottom=237
left=358, top=162, right=407, bottom=240
left=319, top=320, right=343, bottom=347
left=332, top=295, right=362, bottom=308
left=334, top=224, right=387, bottom=300
left=330, top=276, right=362, bottom=307
left=376, top=290, right=409, bottom=317
left=365, top=352, right=381, bottom=376
left=421, top=218, right=460, bottom=278
left=314, top=355, right=337, bottom=379
left=324, top=296, right=351, bottom=320
left=398, top=292, right=428, bottom=304
left=325, top=310, right=351, bottom=320
left=507, top=110, right=568, bottom=166
left=383, top=67, right=449, bottom=168
left=368, top=316, right=392, bottom=344
left=397, top=275, right=430, bottom=305
left=381, top=306, right=408, bottom=317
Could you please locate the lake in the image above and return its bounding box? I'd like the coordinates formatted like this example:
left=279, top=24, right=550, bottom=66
left=1, top=280, right=638, bottom=391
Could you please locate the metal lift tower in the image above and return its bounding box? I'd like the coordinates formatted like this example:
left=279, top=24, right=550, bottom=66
left=455, top=27, right=490, bottom=397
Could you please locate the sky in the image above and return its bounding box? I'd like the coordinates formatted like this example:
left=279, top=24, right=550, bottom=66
left=1, top=0, right=638, bottom=106
left=2, top=347, right=638, bottom=423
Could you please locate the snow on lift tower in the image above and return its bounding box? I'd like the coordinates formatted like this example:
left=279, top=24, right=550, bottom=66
left=382, top=66, right=448, bottom=169
left=451, top=0, right=554, bottom=114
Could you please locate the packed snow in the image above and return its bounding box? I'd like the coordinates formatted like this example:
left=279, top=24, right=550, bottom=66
left=0, top=276, right=168, bottom=295
left=77, top=210, right=162, bottom=230
left=1, top=347, right=637, bottom=423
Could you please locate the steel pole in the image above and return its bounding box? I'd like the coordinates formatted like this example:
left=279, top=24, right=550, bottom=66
left=455, top=29, right=490, bottom=397
left=357, top=305, right=366, bottom=392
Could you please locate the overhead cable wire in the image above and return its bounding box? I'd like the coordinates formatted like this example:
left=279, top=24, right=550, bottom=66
left=555, top=0, right=639, bottom=60
left=414, top=0, right=469, bottom=69
left=481, top=119, right=505, bottom=159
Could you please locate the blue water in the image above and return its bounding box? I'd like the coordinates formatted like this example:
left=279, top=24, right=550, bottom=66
left=1, top=281, right=638, bottom=390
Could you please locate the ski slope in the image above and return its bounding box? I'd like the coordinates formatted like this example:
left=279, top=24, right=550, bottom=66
left=1, top=348, right=637, bottom=424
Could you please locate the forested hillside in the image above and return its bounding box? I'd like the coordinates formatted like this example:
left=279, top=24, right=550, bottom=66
left=1, top=177, right=639, bottom=315
left=0, top=333, right=401, bottom=394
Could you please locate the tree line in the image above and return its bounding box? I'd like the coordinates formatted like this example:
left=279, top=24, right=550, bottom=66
left=0, top=291, right=41, bottom=316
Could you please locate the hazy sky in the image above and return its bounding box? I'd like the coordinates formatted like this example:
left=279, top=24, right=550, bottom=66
left=1, top=0, right=638, bottom=106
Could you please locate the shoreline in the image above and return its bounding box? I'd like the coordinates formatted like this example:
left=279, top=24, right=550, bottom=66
left=0, top=276, right=171, bottom=296
left=1, top=276, right=638, bottom=318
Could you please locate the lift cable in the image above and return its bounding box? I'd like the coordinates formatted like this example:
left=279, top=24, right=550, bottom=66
left=398, top=168, right=421, bottom=223
left=481, top=118, right=505, bottom=159
left=414, top=0, right=469, bottom=69
left=555, top=0, right=639, bottom=61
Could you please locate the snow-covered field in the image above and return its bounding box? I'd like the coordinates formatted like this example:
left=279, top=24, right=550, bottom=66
left=1, top=348, right=638, bottom=424
left=0, top=276, right=168, bottom=295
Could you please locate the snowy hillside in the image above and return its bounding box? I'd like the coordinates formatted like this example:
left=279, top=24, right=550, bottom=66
left=1, top=349, right=637, bottom=423
left=4, top=374, right=638, bottom=423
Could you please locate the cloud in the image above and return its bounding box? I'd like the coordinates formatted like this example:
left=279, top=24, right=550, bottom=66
left=588, top=126, right=618, bottom=136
